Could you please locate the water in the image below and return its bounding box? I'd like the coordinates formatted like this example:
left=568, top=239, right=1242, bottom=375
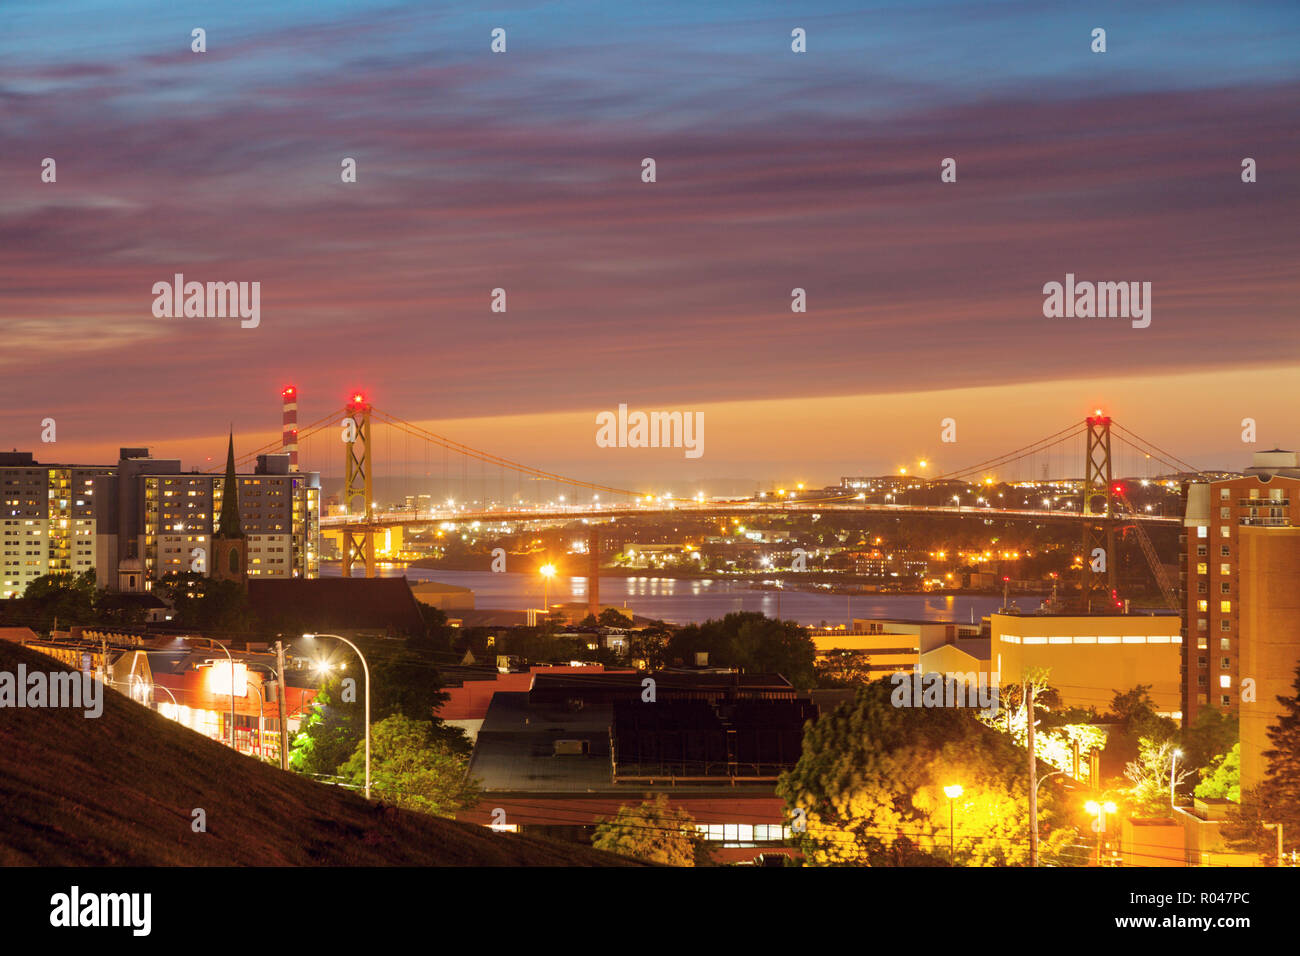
left=322, top=564, right=1039, bottom=626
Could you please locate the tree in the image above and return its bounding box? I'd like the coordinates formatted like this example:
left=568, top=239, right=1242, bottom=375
left=1106, top=684, right=1177, bottom=742
left=338, top=715, right=479, bottom=817
left=289, top=676, right=361, bottom=777
left=1194, top=743, right=1240, bottom=802
left=1181, top=708, right=1238, bottom=778
left=668, top=612, right=816, bottom=689
left=1260, top=660, right=1300, bottom=817
left=598, top=607, right=632, bottom=627
left=814, top=651, right=877, bottom=687
left=778, top=680, right=1077, bottom=866
left=12, top=570, right=98, bottom=628
left=1123, top=737, right=1190, bottom=818
left=627, top=624, right=672, bottom=670
left=591, top=793, right=707, bottom=866
left=1222, top=662, right=1300, bottom=862
left=156, top=572, right=256, bottom=633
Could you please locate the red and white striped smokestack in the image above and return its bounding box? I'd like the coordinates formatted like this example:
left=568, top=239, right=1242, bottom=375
left=281, top=385, right=299, bottom=471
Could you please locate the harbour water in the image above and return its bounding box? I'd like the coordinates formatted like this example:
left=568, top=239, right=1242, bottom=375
left=322, top=564, right=1041, bottom=626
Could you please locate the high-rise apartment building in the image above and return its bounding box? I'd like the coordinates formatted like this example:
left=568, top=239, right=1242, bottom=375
left=1180, top=450, right=1300, bottom=726
left=1, top=452, right=115, bottom=598
left=1, top=446, right=320, bottom=596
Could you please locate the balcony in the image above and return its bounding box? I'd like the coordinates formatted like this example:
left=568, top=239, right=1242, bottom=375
left=1239, top=517, right=1292, bottom=527
left=1239, top=498, right=1288, bottom=507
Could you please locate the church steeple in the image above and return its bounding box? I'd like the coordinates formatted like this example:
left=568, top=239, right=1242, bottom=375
left=216, top=431, right=243, bottom=538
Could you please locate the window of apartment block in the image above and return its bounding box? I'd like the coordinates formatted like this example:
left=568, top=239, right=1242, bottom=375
left=1221, top=695, right=1232, bottom=706
left=1220, top=488, right=1230, bottom=499
left=1220, top=620, right=1231, bottom=632
left=1220, top=563, right=1230, bottom=575
left=1220, top=507, right=1230, bottom=518
left=1198, top=600, right=1208, bottom=612
left=1197, top=563, right=1207, bottom=574
left=1197, top=582, right=1207, bottom=594
left=1198, top=675, right=1208, bottom=687
left=1221, top=582, right=1231, bottom=594
left=1197, top=545, right=1208, bottom=556
left=1221, top=545, right=1230, bottom=556
left=1220, top=526, right=1230, bottom=537
left=1198, top=656, right=1208, bottom=666
left=1220, top=638, right=1231, bottom=650
left=1197, top=619, right=1207, bottom=631
left=1219, top=675, right=1232, bottom=688
left=1220, top=657, right=1231, bottom=669
left=1220, top=601, right=1232, bottom=613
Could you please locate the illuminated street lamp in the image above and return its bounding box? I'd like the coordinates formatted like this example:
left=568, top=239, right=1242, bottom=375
left=303, top=633, right=371, bottom=799
left=1085, top=798, right=1119, bottom=866
left=540, top=563, right=557, bottom=611
left=943, top=784, right=963, bottom=863
left=204, top=638, right=237, bottom=749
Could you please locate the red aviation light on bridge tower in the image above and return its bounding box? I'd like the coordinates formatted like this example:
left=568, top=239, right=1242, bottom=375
left=1088, top=407, right=1111, bottom=425
left=347, top=391, right=370, bottom=411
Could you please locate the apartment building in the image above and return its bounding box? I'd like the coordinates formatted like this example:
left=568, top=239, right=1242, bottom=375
left=1180, top=449, right=1300, bottom=725
left=1, top=447, right=320, bottom=596
left=1, top=452, right=115, bottom=599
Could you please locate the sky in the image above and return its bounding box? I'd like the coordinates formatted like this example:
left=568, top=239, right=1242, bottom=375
left=2, top=0, right=1298, bottom=487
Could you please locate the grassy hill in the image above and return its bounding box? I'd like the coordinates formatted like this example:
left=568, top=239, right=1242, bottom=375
left=0, top=640, right=641, bottom=866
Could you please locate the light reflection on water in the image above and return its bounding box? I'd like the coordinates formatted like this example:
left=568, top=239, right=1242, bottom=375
left=323, top=564, right=1040, bottom=626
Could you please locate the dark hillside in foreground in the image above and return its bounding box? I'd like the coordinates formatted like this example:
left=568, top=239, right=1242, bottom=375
left=0, top=641, right=641, bottom=866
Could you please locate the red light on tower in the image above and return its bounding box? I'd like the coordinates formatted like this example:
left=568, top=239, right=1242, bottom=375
left=281, top=384, right=299, bottom=472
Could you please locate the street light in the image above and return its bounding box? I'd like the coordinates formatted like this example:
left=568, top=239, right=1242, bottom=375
left=944, top=784, right=963, bottom=863
left=303, top=633, right=371, bottom=800
left=1085, top=798, right=1118, bottom=867
left=540, top=563, right=556, bottom=612
left=204, top=638, right=236, bottom=749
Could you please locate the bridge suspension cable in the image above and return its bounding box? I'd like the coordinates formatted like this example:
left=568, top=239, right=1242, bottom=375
left=1111, top=423, right=1199, bottom=475
left=370, top=407, right=646, bottom=499
left=210, top=407, right=347, bottom=472
left=932, top=421, right=1086, bottom=482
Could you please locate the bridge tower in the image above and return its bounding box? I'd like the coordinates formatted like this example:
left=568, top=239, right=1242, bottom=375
left=342, top=392, right=374, bottom=578
left=1080, top=412, right=1117, bottom=608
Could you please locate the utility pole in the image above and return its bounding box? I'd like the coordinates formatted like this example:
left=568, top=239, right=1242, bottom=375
left=274, top=640, right=290, bottom=770
left=1025, top=675, right=1041, bottom=867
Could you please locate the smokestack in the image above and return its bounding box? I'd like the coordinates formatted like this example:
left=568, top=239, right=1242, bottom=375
left=281, top=385, right=299, bottom=472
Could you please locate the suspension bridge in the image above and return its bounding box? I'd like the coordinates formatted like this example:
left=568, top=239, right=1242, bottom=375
left=220, top=390, right=1199, bottom=605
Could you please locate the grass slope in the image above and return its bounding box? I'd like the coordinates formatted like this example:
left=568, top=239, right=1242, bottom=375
left=0, top=641, right=641, bottom=866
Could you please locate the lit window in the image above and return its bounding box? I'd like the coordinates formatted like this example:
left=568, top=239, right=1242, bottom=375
left=1197, top=527, right=1208, bottom=538
left=1220, top=601, right=1231, bottom=613
left=1219, top=675, right=1231, bottom=688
